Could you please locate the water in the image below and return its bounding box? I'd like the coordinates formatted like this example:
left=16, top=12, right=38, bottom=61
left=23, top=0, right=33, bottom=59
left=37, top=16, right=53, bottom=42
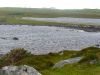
left=22, top=17, right=100, bottom=25
left=0, top=25, right=100, bottom=54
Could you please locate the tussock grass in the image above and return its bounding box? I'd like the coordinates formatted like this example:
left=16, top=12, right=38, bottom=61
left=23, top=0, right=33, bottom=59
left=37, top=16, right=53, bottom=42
left=0, top=48, right=76, bottom=71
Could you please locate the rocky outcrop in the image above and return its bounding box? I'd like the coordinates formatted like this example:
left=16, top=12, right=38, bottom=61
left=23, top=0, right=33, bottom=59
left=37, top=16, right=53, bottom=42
left=53, top=57, right=82, bottom=68
left=0, top=65, right=42, bottom=75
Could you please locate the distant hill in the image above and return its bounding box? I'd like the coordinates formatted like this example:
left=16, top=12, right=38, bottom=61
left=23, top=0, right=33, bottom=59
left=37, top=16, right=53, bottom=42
left=0, top=7, right=100, bottom=18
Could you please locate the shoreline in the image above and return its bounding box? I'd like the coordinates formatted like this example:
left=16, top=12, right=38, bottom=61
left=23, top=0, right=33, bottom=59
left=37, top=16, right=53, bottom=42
left=0, top=23, right=100, bottom=32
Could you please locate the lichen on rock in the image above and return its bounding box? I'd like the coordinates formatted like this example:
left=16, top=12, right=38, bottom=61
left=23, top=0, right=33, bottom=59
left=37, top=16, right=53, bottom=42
left=0, top=65, right=42, bottom=75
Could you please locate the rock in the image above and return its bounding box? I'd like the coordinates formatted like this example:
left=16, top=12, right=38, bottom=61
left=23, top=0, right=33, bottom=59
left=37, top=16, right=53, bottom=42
left=13, top=37, right=19, bottom=40
left=94, top=44, right=100, bottom=47
left=1, top=37, right=7, bottom=40
left=53, top=57, right=82, bottom=68
left=89, top=59, right=97, bottom=64
left=0, top=65, right=42, bottom=75
left=59, top=51, right=64, bottom=55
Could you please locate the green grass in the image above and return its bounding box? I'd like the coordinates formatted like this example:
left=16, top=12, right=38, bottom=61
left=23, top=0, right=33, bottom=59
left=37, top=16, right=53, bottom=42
left=42, top=64, right=100, bottom=75
left=76, top=47, right=100, bottom=64
left=15, top=51, right=77, bottom=71
left=1, top=47, right=100, bottom=75
left=0, top=7, right=100, bottom=18
left=41, top=47, right=100, bottom=75
left=0, top=48, right=77, bottom=71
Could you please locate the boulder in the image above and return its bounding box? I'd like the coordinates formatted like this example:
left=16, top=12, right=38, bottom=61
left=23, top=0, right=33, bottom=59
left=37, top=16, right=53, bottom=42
left=13, top=37, right=19, bottom=40
left=53, top=57, right=82, bottom=68
left=0, top=65, right=42, bottom=75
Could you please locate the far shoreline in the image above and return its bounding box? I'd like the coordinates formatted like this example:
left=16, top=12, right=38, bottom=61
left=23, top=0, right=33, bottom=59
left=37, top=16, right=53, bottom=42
left=0, top=23, right=100, bottom=32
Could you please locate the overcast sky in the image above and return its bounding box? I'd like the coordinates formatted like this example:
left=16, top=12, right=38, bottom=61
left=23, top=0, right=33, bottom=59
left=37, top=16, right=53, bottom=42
left=0, top=0, right=99, bottom=9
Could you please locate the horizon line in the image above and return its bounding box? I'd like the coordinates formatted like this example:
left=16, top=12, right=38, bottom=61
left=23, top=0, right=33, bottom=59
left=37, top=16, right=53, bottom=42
left=0, top=7, right=100, bottom=10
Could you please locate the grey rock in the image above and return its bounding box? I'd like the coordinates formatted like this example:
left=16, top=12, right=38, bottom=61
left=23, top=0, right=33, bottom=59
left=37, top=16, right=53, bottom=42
left=53, top=57, right=82, bottom=68
left=94, top=44, right=100, bottom=48
left=89, top=59, right=98, bottom=64
left=0, top=65, right=42, bottom=75
left=13, top=37, right=19, bottom=40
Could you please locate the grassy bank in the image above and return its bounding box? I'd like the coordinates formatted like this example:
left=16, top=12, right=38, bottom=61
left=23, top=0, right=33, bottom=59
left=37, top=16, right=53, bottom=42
left=43, top=64, right=100, bottom=75
left=0, top=47, right=100, bottom=75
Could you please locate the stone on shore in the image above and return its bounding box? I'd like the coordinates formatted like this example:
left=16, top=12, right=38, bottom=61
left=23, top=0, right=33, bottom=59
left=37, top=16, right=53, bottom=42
left=0, top=65, right=42, bottom=75
left=53, top=57, right=82, bottom=68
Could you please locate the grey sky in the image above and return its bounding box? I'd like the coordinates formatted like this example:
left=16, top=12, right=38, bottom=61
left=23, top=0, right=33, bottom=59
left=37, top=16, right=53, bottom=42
left=0, top=0, right=99, bottom=9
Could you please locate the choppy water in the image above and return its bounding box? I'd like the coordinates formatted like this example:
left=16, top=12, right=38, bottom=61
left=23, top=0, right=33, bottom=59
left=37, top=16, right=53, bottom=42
left=0, top=25, right=100, bottom=54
